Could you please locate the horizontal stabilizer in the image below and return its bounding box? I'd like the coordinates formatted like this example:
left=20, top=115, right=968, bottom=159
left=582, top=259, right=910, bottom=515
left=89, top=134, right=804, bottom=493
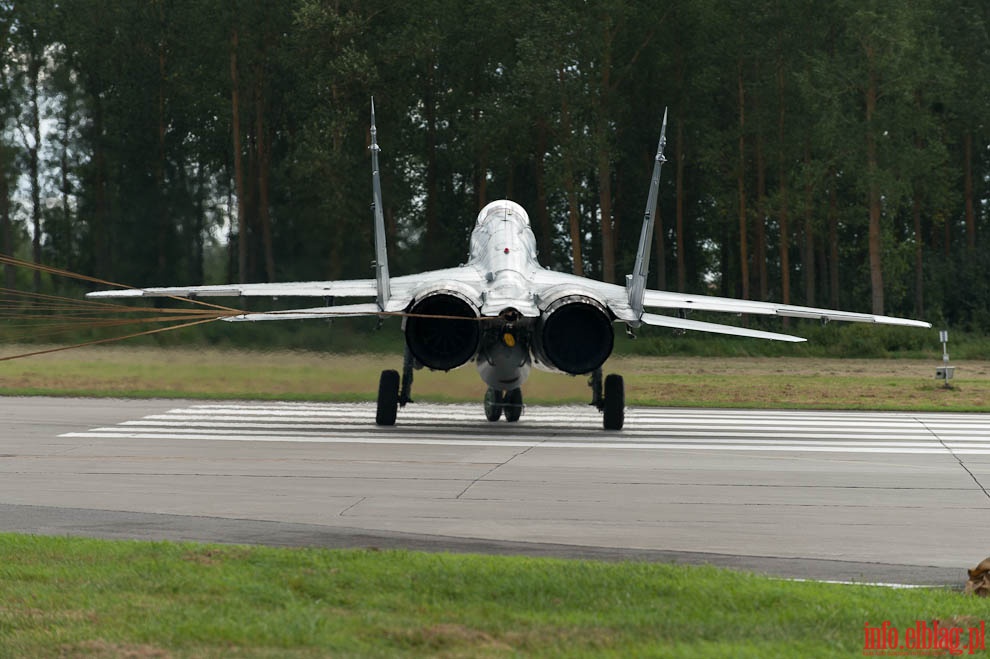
left=643, top=291, right=932, bottom=329
left=223, top=303, right=381, bottom=322
left=640, top=312, right=807, bottom=342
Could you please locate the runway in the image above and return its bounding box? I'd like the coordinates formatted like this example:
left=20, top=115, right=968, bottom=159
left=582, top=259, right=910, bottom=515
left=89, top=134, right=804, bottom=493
left=2, top=396, right=989, bottom=586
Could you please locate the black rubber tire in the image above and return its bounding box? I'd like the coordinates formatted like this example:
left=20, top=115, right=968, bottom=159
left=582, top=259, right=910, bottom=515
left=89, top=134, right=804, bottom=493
left=504, top=388, right=523, bottom=422
left=484, top=388, right=503, bottom=422
left=376, top=369, right=400, bottom=426
left=603, top=374, right=624, bottom=430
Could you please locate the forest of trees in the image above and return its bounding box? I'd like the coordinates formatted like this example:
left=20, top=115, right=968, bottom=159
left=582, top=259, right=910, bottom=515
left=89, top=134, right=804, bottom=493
left=1, top=0, right=988, bottom=328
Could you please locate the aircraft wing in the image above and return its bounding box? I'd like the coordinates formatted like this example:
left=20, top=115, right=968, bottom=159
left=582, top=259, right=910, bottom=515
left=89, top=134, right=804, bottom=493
left=86, top=280, right=378, bottom=299
left=641, top=290, right=932, bottom=328
left=84, top=266, right=485, bottom=318
left=528, top=269, right=930, bottom=336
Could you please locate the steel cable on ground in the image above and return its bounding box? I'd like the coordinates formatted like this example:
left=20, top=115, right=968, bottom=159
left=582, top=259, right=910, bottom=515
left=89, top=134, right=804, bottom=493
left=0, top=257, right=244, bottom=362
left=0, top=255, right=516, bottom=363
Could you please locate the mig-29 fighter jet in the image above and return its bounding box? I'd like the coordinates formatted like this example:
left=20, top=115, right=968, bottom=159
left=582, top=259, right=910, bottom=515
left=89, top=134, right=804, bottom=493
left=89, top=102, right=930, bottom=430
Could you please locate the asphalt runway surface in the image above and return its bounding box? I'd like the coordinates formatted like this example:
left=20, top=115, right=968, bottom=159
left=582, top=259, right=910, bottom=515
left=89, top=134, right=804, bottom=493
left=2, top=396, right=989, bottom=587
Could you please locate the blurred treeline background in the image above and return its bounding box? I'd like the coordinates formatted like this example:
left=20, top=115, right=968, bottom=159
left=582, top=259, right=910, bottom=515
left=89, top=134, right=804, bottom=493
left=0, top=0, right=988, bottom=336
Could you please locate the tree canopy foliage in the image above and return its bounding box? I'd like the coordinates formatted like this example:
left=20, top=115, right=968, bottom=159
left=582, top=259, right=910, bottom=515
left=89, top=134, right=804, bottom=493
left=1, top=0, right=988, bottom=327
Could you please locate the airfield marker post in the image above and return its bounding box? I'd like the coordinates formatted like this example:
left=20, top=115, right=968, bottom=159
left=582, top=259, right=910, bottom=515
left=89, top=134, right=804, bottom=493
left=936, top=330, right=954, bottom=388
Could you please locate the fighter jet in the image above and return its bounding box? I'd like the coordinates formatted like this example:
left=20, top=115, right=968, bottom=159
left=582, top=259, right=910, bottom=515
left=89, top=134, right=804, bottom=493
left=88, top=101, right=931, bottom=430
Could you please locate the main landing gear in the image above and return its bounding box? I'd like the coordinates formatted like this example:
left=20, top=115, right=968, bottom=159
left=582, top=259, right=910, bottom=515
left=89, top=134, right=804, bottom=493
left=377, top=354, right=624, bottom=431
left=376, top=349, right=416, bottom=426
left=375, top=369, right=399, bottom=426
left=484, top=387, right=523, bottom=422
left=589, top=368, right=624, bottom=430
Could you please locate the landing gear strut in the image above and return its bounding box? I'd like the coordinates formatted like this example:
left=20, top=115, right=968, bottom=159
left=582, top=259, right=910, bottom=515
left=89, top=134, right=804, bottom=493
left=589, top=368, right=624, bottom=430
left=484, top=387, right=523, bottom=422
left=399, top=348, right=415, bottom=406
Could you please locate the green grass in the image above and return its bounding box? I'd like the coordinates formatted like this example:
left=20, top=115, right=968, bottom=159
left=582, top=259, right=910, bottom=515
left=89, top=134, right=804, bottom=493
left=1, top=344, right=987, bottom=412
left=0, top=534, right=987, bottom=658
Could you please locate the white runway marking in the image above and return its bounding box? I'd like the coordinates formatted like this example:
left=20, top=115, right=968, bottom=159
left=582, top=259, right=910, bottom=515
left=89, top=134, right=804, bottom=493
left=59, top=402, right=990, bottom=455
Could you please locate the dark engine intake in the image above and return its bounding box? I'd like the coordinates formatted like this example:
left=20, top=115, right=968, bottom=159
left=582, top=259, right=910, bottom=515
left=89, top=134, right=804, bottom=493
left=533, top=295, right=614, bottom=375
left=404, top=293, right=481, bottom=371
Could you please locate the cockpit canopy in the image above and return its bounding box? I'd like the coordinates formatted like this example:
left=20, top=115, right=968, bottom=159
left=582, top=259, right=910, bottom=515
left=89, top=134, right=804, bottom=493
left=475, top=199, right=530, bottom=227
left=469, top=200, right=538, bottom=267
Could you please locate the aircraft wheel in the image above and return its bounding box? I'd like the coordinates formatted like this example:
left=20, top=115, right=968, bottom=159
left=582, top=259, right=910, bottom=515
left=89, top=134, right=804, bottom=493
left=376, top=369, right=400, bottom=426
left=504, top=388, right=523, bottom=423
left=484, top=387, right=503, bottom=422
left=603, top=374, right=624, bottom=430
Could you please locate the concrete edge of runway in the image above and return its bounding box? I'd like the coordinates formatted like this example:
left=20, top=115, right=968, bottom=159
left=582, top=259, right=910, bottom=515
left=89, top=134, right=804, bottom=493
left=0, top=503, right=965, bottom=588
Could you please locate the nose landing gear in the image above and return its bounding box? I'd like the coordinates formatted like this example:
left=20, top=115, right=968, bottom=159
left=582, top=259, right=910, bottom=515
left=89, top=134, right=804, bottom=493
left=484, top=387, right=523, bottom=422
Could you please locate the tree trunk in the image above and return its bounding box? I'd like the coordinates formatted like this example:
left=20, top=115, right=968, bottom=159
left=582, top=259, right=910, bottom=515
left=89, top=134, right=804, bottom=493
left=654, top=173, right=666, bottom=291
left=964, top=131, right=975, bottom=250
left=59, top=106, right=72, bottom=272
left=0, top=138, right=12, bottom=290
left=736, top=59, right=749, bottom=300
left=562, top=171, right=583, bottom=276
left=775, top=35, right=790, bottom=323
left=0, top=16, right=10, bottom=289
left=865, top=61, right=883, bottom=315
left=91, top=87, right=110, bottom=279
left=802, top=143, right=815, bottom=306
left=675, top=116, right=686, bottom=292
left=755, top=125, right=767, bottom=301
left=596, top=31, right=615, bottom=283
left=230, top=27, right=248, bottom=284
left=828, top=176, right=839, bottom=308
left=558, top=68, right=583, bottom=276
left=597, top=139, right=614, bottom=283
left=255, top=71, right=275, bottom=282
left=156, top=17, right=168, bottom=282
left=473, top=105, right=488, bottom=211
left=943, top=204, right=951, bottom=258
left=193, top=165, right=205, bottom=285
left=912, top=192, right=923, bottom=316
left=26, top=52, right=42, bottom=292
left=534, top=120, right=553, bottom=263
left=777, top=62, right=790, bottom=316
left=27, top=134, right=40, bottom=290
left=803, top=202, right=815, bottom=306
left=327, top=83, right=344, bottom=280
left=424, top=63, right=439, bottom=263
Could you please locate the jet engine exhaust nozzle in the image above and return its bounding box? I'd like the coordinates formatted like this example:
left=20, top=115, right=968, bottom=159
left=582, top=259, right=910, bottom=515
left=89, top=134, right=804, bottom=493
left=534, top=296, right=613, bottom=375
left=404, top=292, right=481, bottom=371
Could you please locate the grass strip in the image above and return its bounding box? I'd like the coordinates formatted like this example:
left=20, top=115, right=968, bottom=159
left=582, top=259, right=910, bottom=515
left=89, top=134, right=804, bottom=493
left=0, top=345, right=987, bottom=412
left=0, top=534, right=986, bottom=658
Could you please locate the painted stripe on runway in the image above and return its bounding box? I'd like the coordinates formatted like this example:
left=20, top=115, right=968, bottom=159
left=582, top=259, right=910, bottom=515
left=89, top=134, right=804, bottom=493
left=94, top=424, right=990, bottom=447
left=117, top=417, right=990, bottom=440
left=58, top=402, right=990, bottom=455
left=60, top=431, right=990, bottom=453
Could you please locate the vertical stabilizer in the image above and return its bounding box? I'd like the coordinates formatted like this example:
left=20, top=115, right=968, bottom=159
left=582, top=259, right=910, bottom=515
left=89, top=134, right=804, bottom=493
left=370, top=98, right=390, bottom=311
left=627, top=108, right=668, bottom=321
